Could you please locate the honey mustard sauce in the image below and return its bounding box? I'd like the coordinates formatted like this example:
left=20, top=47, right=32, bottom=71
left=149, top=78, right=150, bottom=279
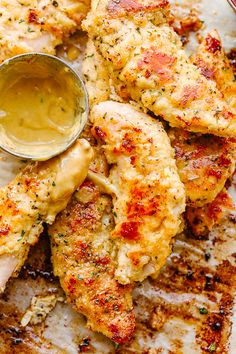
left=0, top=54, right=88, bottom=160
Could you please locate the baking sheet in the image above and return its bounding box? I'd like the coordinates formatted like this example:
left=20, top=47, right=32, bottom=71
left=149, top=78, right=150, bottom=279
left=0, top=1, right=235, bottom=353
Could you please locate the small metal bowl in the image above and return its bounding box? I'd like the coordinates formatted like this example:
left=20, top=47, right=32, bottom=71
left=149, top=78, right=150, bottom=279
left=227, top=0, right=236, bottom=11
left=0, top=53, right=89, bottom=160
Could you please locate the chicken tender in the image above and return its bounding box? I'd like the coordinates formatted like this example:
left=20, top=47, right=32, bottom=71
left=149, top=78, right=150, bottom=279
left=173, top=32, right=236, bottom=233
left=169, top=31, right=236, bottom=207
left=82, top=39, right=110, bottom=105
left=0, top=139, right=93, bottom=291
left=83, top=0, right=236, bottom=137
left=49, top=130, right=135, bottom=343
left=90, top=101, right=185, bottom=284
left=49, top=180, right=135, bottom=343
left=192, top=30, right=236, bottom=109
left=169, top=129, right=236, bottom=206
left=0, top=0, right=90, bottom=62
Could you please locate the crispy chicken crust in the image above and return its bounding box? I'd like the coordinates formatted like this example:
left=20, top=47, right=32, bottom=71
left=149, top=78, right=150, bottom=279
left=170, top=31, right=236, bottom=207
left=192, top=30, right=236, bottom=109
left=90, top=101, right=185, bottom=284
left=0, top=139, right=93, bottom=291
left=83, top=0, right=236, bottom=137
left=49, top=181, right=135, bottom=344
left=0, top=0, right=90, bottom=61
left=49, top=131, right=135, bottom=343
left=82, top=27, right=236, bottom=209
left=186, top=189, right=236, bottom=238
left=169, top=129, right=236, bottom=206
left=82, top=39, right=111, bottom=105
left=172, top=31, right=236, bottom=235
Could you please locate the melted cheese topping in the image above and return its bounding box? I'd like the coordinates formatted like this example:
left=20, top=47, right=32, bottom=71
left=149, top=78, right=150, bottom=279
left=87, top=170, right=118, bottom=195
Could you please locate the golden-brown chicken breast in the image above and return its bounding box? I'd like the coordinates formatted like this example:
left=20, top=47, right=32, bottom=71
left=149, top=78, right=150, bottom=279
left=49, top=180, right=135, bottom=344
left=169, top=129, right=236, bottom=206
left=0, top=139, right=93, bottom=291
left=0, top=0, right=90, bottom=62
left=83, top=0, right=236, bottom=137
left=90, top=101, right=185, bottom=284
left=192, top=30, right=236, bottom=109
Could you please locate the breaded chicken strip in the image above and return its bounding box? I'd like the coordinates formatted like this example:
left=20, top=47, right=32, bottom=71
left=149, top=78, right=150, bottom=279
left=0, top=139, right=93, bottom=291
left=90, top=101, right=185, bottom=284
left=0, top=0, right=90, bottom=61
left=169, top=129, right=235, bottom=206
left=171, top=32, right=236, bottom=235
left=49, top=129, right=135, bottom=343
left=192, top=30, right=236, bottom=109
left=169, top=31, right=236, bottom=207
left=82, top=39, right=110, bottom=105
left=49, top=180, right=135, bottom=343
left=83, top=0, right=236, bottom=137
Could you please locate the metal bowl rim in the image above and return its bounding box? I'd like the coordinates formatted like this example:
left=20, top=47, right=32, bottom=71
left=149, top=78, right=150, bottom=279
left=227, top=0, right=236, bottom=11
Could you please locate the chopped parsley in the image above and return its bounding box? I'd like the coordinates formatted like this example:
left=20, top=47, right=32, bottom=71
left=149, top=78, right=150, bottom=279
left=17, top=229, right=26, bottom=242
left=27, top=27, right=35, bottom=33
left=112, top=342, right=120, bottom=350
left=208, top=342, right=216, bottom=352
left=199, top=307, right=208, bottom=315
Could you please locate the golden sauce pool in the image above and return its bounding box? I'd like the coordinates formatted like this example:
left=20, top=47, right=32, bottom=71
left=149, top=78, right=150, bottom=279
left=0, top=55, right=87, bottom=160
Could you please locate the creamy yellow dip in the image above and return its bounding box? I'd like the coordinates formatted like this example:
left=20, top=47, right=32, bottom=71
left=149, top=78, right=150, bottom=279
left=0, top=55, right=87, bottom=160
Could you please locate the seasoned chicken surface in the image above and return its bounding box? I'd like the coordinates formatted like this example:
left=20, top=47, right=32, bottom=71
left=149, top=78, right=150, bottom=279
left=83, top=0, right=236, bottom=137
left=186, top=189, right=235, bottom=238
left=169, top=129, right=235, bottom=206
left=0, top=139, right=93, bottom=291
left=0, top=0, right=90, bottom=62
left=192, top=30, right=236, bottom=109
left=49, top=180, right=135, bottom=343
left=90, top=101, right=185, bottom=284
left=169, top=31, right=236, bottom=207
left=49, top=129, right=135, bottom=343
left=82, top=39, right=110, bottom=105
left=82, top=29, right=236, bottom=210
